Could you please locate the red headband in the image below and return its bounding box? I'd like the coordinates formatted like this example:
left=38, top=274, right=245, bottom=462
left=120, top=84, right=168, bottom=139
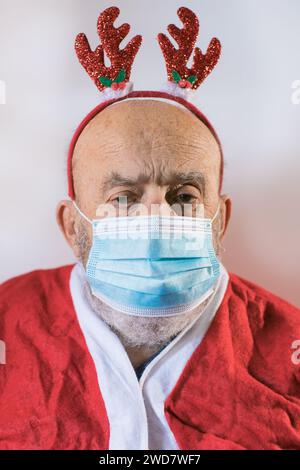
left=68, top=6, right=223, bottom=200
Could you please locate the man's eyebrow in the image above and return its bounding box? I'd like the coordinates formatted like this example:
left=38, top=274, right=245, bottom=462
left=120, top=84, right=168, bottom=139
left=163, top=171, right=205, bottom=190
left=101, top=172, right=150, bottom=193
left=100, top=170, right=205, bottom=193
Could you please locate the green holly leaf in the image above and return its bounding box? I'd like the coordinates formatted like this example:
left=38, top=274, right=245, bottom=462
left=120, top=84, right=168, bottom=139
left=172, top=70, right=181, bottom=83
left=114, top=68, right=126, bottom=83
left=187, top=75, right=197, bottom=84
left=98, top=76, right=113, bottom=87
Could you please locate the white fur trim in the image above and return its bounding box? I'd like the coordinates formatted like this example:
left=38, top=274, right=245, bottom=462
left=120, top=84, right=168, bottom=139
left=98, top=81, right=134, bottom=104
left=160, top=81, right=197, bottom=101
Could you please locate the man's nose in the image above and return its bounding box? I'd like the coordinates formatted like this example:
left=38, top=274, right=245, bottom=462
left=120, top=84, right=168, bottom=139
left=141, top=185, right=176, bottom=216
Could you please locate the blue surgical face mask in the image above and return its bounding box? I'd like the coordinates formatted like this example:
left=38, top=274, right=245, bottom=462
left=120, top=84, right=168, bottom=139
left=73, top=202, right=221, bottom=317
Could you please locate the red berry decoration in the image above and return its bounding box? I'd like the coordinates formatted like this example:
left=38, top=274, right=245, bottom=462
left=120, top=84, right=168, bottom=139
left=111, top=82, right=119, bottom=90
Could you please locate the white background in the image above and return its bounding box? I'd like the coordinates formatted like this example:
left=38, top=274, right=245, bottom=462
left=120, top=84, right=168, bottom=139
left=0, top=0, right=299, bottom=306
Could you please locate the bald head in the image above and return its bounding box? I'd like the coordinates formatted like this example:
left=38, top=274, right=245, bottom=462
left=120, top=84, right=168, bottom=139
left=72, top=99, right=222, bottom=219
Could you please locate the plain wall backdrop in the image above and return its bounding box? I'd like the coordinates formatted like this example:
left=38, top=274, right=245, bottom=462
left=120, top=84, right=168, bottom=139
left=0, top=0, right=299, bottom=306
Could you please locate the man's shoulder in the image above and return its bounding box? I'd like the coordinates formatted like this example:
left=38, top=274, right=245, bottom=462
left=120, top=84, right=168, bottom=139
left=226, top=272, right=300, bottom=384
left=228, top=271, right=299, bottom=320
left=0, top=264, right=75, bottom=317
left=0, top=264, right=109, bottom=450
left=166, top=272, right=300, bottom=449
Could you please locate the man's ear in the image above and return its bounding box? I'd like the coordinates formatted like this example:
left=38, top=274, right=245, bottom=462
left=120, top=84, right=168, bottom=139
left=56, top=200, right=80, bottom=257
left=220, top=194, right=232, bottom=238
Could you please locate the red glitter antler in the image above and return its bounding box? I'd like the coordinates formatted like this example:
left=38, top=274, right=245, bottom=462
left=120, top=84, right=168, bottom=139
left=158, top=7, right=221, bottom=90
left=75, top=6, right=142, bottom=92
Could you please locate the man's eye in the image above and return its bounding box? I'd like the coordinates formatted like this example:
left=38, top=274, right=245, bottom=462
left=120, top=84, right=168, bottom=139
left=111, top=194, right=137, bottom=205
left=114, top=196, right=127, bottom=204
left=175, top=193, right=196, bottom=204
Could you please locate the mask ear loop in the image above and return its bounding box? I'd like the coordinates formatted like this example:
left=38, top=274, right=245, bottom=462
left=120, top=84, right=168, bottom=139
left=72, top=200, right=93, bottom=225
left=211, top=201, right=226, bottom=253
left=211, top=202, right=220, bottom=224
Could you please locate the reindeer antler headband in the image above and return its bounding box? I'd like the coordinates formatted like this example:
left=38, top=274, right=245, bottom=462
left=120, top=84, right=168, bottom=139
left=75, top=6, right=142, bottom=99
left=68, top=6, right=223, bottom=199
left=159, top=7, right=221, bottom=95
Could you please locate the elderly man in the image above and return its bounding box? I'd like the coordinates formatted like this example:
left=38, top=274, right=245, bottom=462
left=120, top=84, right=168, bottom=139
left=1, top=6, right=300, bottom=451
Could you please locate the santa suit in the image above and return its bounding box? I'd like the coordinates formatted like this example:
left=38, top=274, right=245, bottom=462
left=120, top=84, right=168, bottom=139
left=0, top=263, right=299, bottom=450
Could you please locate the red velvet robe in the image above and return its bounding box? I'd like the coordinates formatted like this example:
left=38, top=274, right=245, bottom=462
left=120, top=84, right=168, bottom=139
left=0, top=265, right=299, bottom=450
